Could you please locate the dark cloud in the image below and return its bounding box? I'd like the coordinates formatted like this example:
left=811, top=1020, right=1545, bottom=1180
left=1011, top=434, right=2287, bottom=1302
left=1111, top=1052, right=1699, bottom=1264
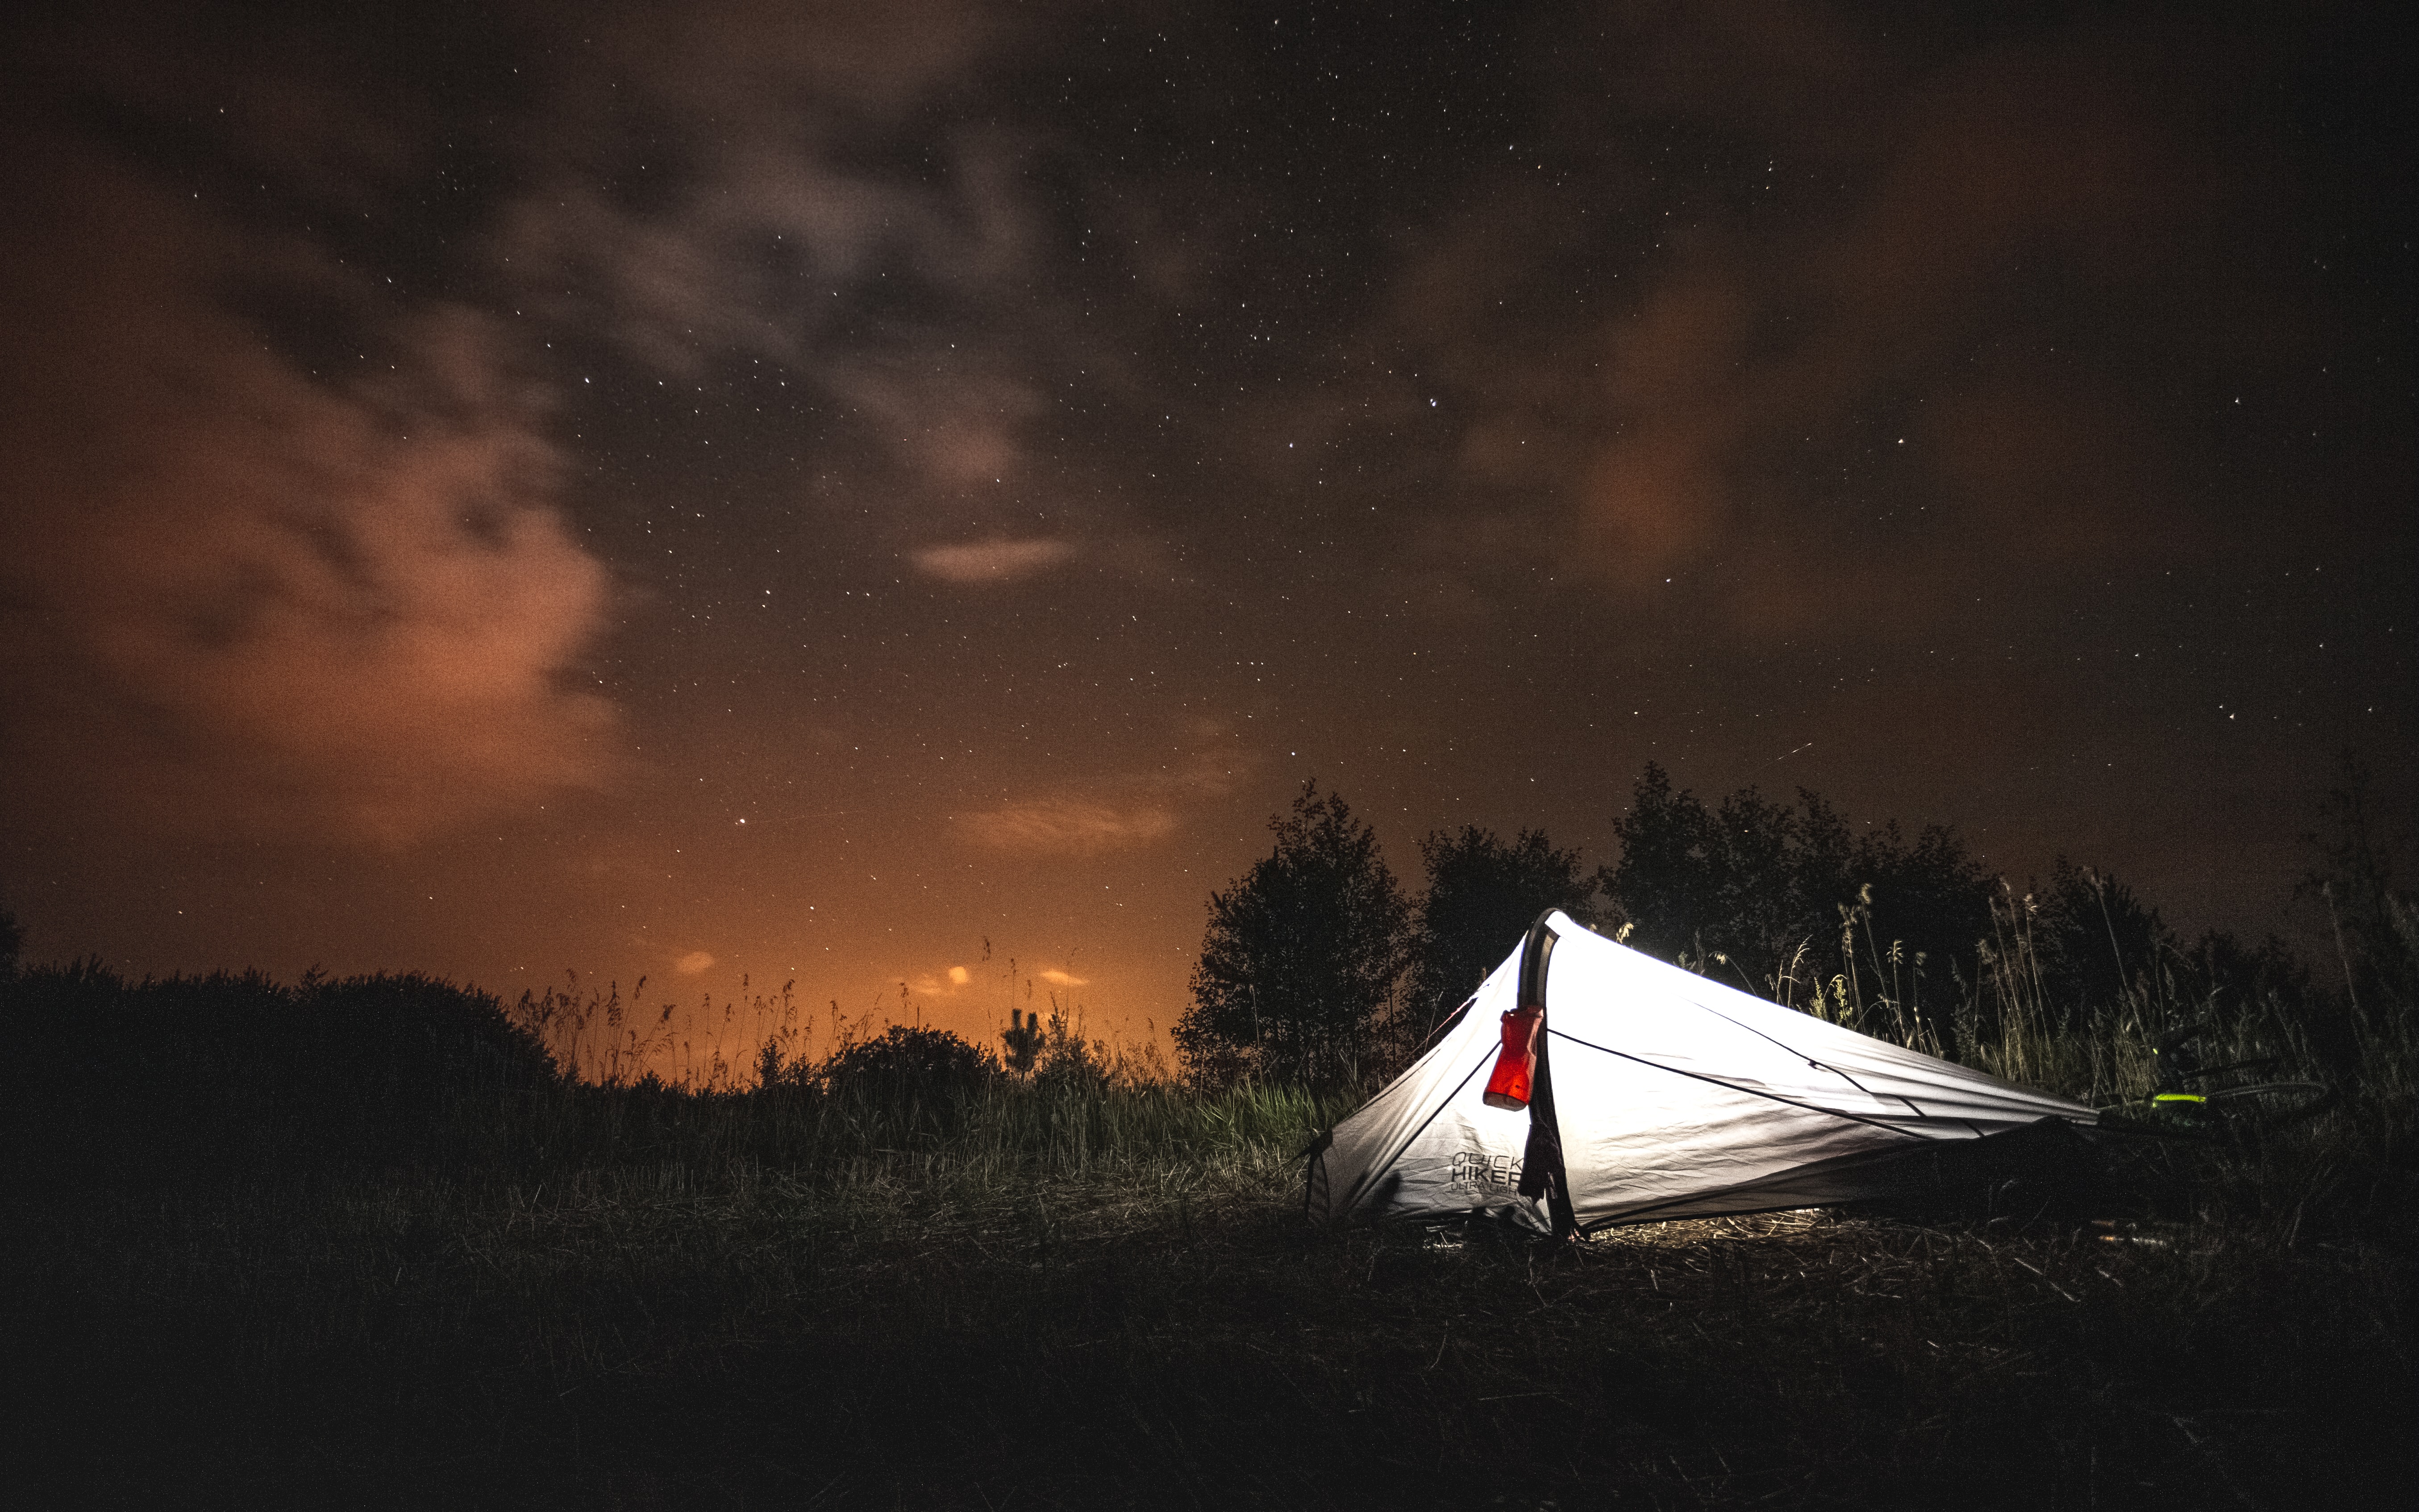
left=488, top=0, right=1068, bottom=523
left=1377, top=4, right=2331, bottom=629
left=0, top=134, right=615, bottom=846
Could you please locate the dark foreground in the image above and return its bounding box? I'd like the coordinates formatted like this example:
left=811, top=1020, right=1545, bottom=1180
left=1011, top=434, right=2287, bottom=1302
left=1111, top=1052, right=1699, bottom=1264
left=10, top=1165, right=2411, bottom=1511
left=5, top=964, right=2411, bottom=1508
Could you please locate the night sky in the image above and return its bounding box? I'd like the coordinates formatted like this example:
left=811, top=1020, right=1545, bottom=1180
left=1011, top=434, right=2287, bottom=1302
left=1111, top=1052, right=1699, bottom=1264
left=4, top=2, right=2409, bottom=1066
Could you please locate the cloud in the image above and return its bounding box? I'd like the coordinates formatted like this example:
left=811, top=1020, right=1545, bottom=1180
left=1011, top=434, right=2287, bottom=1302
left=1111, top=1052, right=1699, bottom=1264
left=835, top=365, right=1044, bottom=488
left=912, top=538, right=1079, bottom=583
left=956, top=797, right=1178, bottom=854
left=676, top=951, right=717, bottom=976
left=1385, top=5, right=2255, bottom=620
left=592, top=0, right=1010, bottom=118
left=0, top=143, right=617, bottom=846
left=908, top=964, right=978, bottom=996
left=1037, top=968, right=1087, bottom=987
left=487, top=3, right=1058, bottom=496
left=955, top=732, right=1243, bottom=858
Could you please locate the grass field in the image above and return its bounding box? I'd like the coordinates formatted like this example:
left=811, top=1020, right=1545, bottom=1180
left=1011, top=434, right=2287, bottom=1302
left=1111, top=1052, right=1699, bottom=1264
left=5, top=958, right=2413, bottom=1509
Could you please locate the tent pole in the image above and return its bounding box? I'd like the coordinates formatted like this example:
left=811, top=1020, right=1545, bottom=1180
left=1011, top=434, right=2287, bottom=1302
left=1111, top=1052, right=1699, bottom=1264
left=1515, top=912, right=1578, bottom=1241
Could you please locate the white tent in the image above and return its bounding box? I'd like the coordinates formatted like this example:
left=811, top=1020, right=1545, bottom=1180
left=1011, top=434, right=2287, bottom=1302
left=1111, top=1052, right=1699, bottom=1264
left=1308, top=911, right=2096, bottom=1234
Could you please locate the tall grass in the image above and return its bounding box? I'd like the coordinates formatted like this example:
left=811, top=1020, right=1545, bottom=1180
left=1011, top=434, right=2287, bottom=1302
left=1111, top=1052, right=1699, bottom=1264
left=1705, top=875, right=2418, bottom=1240
left=451, top=1074, right=1351, bottom=1203
left=1726, top=877, right=2418, bottom=1112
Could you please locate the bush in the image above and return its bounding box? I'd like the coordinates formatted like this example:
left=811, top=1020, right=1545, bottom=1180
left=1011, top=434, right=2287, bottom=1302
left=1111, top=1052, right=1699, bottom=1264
left=818, top=1024, right=996, bottom=1100
left=0, top=961, right=559, bottom=1183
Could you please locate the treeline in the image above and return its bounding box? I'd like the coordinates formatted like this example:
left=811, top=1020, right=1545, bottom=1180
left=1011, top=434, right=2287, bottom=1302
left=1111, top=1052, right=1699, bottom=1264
left=0, top=756, right=2408, bottom=1220
left=1173, top=760, right=2416, bottom=1090
left=0, top=933, right=1173, bottom=1187
left=1, top=757, right=2407, bottom=1116
left=0, top=950, right=1343, bottom=1191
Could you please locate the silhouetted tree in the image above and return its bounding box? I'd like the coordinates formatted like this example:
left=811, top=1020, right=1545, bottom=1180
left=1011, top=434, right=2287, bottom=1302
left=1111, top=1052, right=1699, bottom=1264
left=2179, top=925, right=2317, bottom=1044
left=1598, top=766, right=1800, bottom=983
left=1598, top=763, right=1991, bottom=1025
left=1177, top=780, right=1410, bottom=1087
left=2026, top=860, right=2172, bottom=1023
left=1001, top=1008, right=1046, bottom=1075
left=1406, top=825, right=1592, bottom=1040
left=2298, top=751, right=2418, bottom=1018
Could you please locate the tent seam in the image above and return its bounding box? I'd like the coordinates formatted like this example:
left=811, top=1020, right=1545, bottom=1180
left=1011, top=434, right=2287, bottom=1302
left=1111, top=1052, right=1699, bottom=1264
left=1544, top=1028, right=1935, bottom=1142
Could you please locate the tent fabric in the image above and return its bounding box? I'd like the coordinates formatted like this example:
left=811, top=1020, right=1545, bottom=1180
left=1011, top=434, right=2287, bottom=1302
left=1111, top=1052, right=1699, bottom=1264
left=1307, top=911, right=2095, bottom=1233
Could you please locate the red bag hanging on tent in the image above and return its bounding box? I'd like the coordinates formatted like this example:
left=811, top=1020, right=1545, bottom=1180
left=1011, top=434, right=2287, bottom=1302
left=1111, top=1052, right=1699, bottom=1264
left=1483, top=1004, right=1543, bottom=1110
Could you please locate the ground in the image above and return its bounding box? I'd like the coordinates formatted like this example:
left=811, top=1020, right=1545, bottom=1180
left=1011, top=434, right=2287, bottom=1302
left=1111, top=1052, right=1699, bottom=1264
left=10, top=1154, right=2410, bottom=1510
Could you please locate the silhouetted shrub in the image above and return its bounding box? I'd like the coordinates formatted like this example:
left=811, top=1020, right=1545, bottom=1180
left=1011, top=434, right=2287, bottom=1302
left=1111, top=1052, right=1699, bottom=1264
left=0, top=962, right=558, bottom=1183
left=819, top=1024, right=995, bottom=1100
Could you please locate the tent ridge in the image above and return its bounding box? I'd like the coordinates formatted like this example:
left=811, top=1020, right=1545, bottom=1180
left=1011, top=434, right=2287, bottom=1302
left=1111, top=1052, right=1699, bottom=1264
left=1540, top=912, right=2006, bottom=1125
left=1546, top=1026, right=1934, bottom=1141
